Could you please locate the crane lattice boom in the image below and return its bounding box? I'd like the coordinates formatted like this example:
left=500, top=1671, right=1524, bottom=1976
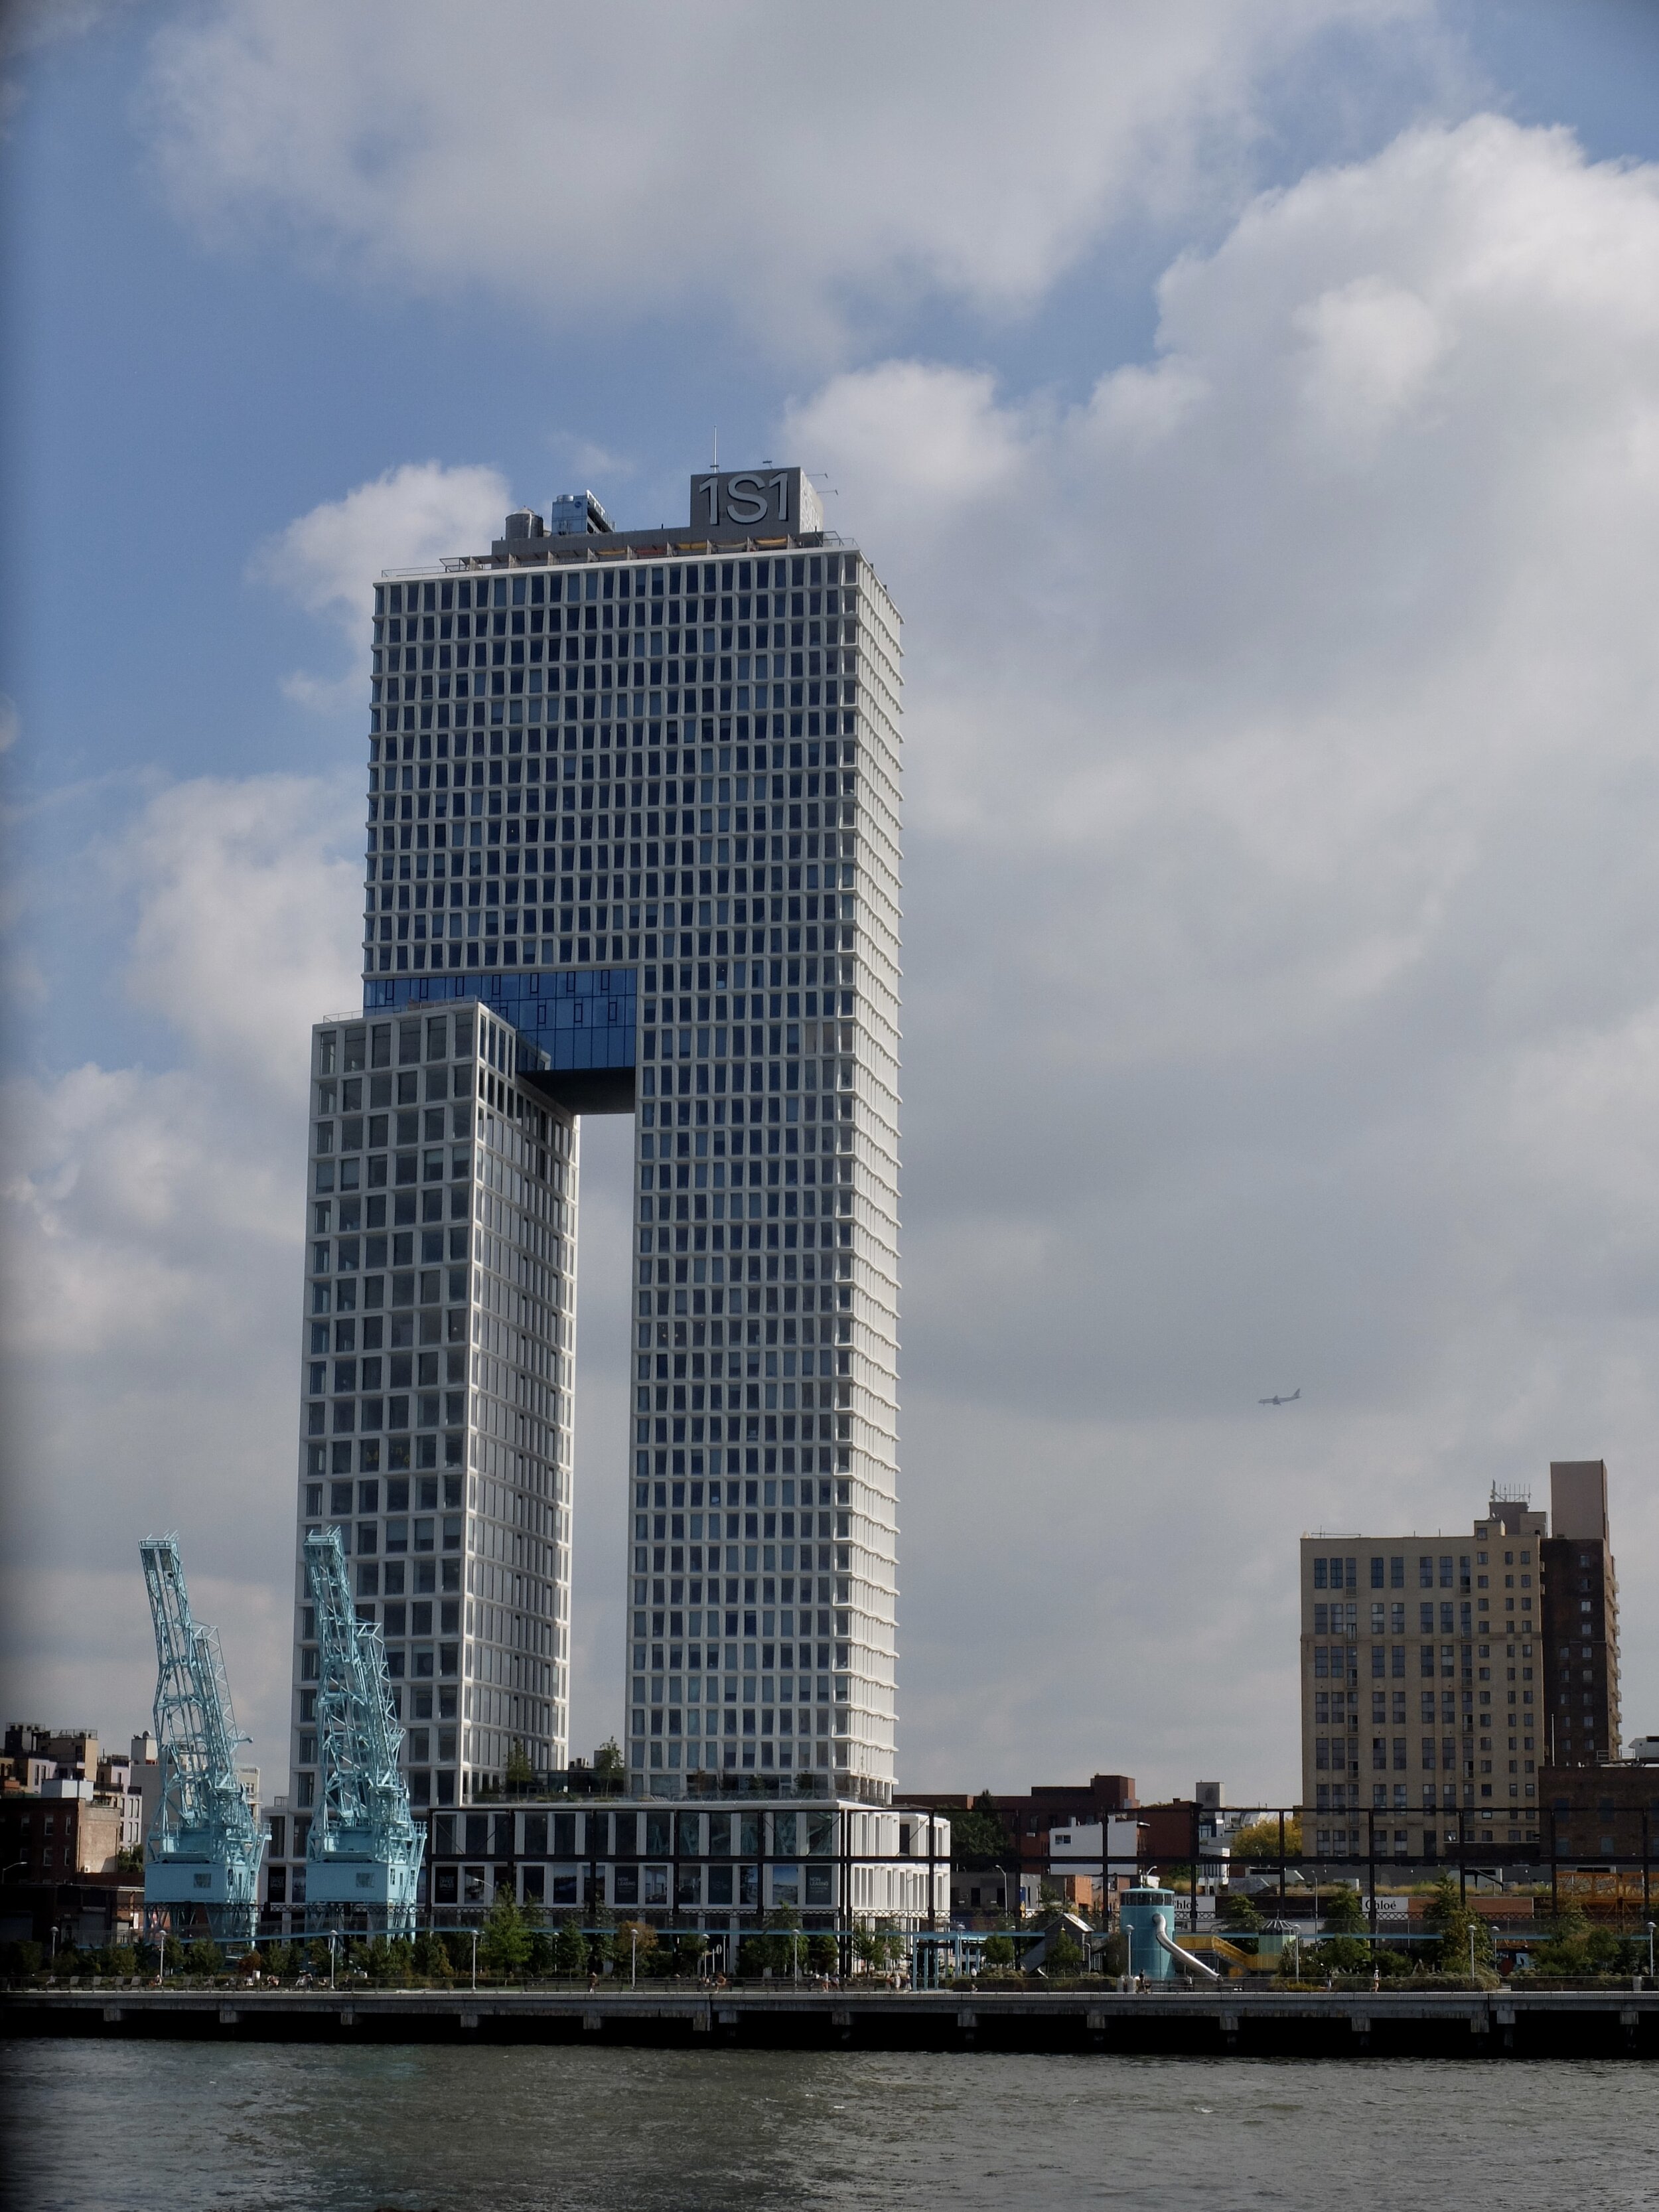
left=305, top=1526, right=423, bottom=1934
left=138, top=1535, right=263, bottom=1945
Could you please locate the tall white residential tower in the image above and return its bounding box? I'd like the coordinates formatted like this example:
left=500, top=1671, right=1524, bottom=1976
left=270, top=469, right=901, bottom=1915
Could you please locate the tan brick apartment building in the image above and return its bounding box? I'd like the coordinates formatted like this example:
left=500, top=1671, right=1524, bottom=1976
left=1301, top=1463, right=1621, bottom=1862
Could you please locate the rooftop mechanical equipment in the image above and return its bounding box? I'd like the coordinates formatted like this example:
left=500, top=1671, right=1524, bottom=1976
left=138, top=1534, right=265, bottom=1946
left=304, top=1526, right=423, bottom=1935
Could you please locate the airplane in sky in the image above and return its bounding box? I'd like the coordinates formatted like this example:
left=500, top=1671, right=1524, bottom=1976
left=1259, top=1388, right=1301, bottom=1406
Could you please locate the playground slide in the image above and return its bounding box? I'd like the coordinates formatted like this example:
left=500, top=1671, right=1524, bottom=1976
left=1181, top=1932, right=1262, bottom=1974
left=1151, top=1910, right=1222, bottom=1982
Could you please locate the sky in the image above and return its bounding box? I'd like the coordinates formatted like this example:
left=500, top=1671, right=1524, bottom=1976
left=5, top=0, right=1659, bottom=1807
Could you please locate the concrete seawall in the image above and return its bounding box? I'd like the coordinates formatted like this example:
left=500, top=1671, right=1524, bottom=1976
left=5, top=1986, right=1656, bottom=2057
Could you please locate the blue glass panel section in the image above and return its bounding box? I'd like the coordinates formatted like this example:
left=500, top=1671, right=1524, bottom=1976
left=363, top=970, right=637, bottom=1073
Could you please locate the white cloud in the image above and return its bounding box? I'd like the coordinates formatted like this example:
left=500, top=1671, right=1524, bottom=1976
left=141, top=0, right=1442, bottom=356
left=0, top=771, right=362, bottom=1759
left=0, top=761, right=646, bottom=1773
left=784, top=114, right=1659, bottom=1791
left=250, top=459, right=512, bottom=711
left=1, top=0, right=137, bottom=132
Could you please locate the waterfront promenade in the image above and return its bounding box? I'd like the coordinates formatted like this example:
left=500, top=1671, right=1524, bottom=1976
left=6, top=1984, right=1656, bottom=2058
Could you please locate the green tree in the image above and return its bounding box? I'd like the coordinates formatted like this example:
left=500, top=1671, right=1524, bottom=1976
left=411, top=1932, right=453, bottom=1982
left=981, top=1933, right=1016, bottom=1970
left=1045, top=1929, right=1084, bottom=1976
left=551, top=1919, right=589, bottom=1978
left=1232, top=1816, right=1301, bottom=1861
left=1548, top=1899, right=1590, bottom=1944
left=950, top=1792, right=1011, bottom=1864
left=614, top=1919, right=658, bottom=1978
left=853, top=1918, right=904, bottom=1975
left=1094, top=1931, right=1127, bottom=1977
left=1303, top=1935, right=1370, bottom=1976
left=673, top=1931, right=707, bottom=1978
left=504, top=1739, right=536, bottom=1791
left=735, top=1908, right=802, bottom=1977
left=1320, top=1883, right=1366, bottom=1934
left=105, top=1945, right=139, bottom=1978
left=592, top=1738, right=626, bottom=1783
left=585, top=1907, right=617, bottom=1976
left=361, top=1937, right=411, bottom=1986
left=806, top=1933, right=839, bottom=1975
left=1528, top=1903, right=1624, bottom=1977
left=479, top=1893, right=533, bottom=1979
left=1218, top=1889, right=1264, bottom=1932
left=1423, top=1874, right=1495, bottom=1976
left=188, top=1939, right=225, bottom=1978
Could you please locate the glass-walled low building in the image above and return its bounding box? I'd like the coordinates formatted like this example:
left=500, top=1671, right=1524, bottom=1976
left=421, top=1796, right=948, bottom=1946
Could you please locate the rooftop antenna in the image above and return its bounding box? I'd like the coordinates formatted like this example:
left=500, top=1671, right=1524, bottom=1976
left=712, top=429, right=718, bottom=467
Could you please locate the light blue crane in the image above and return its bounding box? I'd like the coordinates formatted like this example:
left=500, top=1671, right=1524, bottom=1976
left=304, top=1526, right=423, bottom=1935
left=138, top=1534, right=265, bottom=1947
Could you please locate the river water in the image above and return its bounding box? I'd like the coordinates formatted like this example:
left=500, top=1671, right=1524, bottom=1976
left=5, top=2045, right=1656, bottom=2211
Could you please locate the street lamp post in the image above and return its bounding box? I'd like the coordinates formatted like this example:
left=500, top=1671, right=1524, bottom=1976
left=1646, top=1921, right=1654, bottom=1982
